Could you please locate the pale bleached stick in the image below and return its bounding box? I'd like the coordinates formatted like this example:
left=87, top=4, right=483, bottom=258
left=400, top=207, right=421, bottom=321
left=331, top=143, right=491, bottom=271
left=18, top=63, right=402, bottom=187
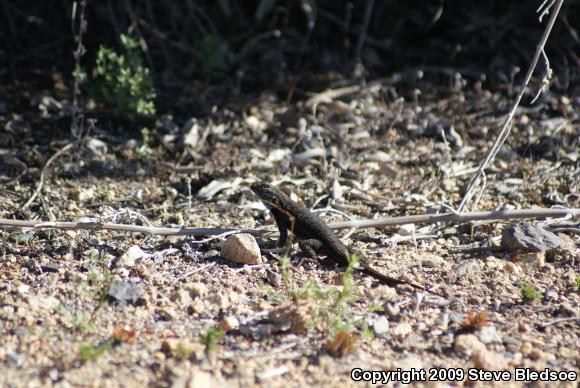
left=328, top=208, right=579, bottom=230
left=0, top=219, right=260, bottom=236
left=0, top=208, right=577, bottom=236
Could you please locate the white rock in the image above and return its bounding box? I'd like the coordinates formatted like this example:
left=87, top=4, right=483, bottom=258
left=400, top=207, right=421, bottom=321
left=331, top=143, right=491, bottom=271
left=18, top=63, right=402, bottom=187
left=245, top=115, right=263, bottom=131
left=397, top=224, right=416, bottom=236
left=479, top=325, right=501, bottom=344
left=221, top=233, right=262, bottom=265
left=118, top=245, right=146, bottom=268
left=85, top=138, right=108, bottom=159
left=372, top=316, right=389, bottom=335
left=219, top=316, right=240, bottom=332
left=17, top=284, right=30, bottom=294
left=180, top=118, right=199, bottom=148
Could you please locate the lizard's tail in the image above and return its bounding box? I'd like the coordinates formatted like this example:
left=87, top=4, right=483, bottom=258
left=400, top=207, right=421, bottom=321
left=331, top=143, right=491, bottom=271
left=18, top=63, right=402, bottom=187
left=358, top=263, right=428, bottom=292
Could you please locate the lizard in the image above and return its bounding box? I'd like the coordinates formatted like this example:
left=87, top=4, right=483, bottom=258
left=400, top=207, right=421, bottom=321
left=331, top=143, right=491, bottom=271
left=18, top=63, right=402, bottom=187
left=251, top=181, right=432, bottom=292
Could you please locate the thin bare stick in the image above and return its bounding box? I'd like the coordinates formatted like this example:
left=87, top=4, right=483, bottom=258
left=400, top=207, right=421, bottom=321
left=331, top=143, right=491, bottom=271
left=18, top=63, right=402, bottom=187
left=0, top=219, right=261, bottom=236
left=1, top=208, right=577, bottom=236
left=457, top=0, right=565, bottom=212
left=328, top=208, right=578, bottom=230
left=21, top=143, right=74, bottom=210
left=185, top=230, right=243, bottom=243
left=176, top=262, right=217, bottom=281
left=305, top=84, right=362, bottom=107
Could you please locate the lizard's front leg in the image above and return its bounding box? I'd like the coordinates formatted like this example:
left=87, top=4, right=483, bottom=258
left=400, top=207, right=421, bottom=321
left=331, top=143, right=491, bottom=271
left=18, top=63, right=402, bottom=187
left=271, top=209, right=290, bottom=247
left=270, top=207, right=296, bottom=258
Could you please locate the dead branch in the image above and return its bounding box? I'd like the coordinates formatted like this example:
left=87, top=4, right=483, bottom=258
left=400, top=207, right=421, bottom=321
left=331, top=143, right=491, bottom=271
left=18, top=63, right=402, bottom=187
left=0, top=219, right=261, bottom=237
left=0, top=208, right=577, bottom=237
left=328, top=208, right=579, bottom=230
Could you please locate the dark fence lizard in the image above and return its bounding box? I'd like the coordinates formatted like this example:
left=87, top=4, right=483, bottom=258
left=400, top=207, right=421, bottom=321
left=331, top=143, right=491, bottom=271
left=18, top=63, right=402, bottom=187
left=251, top=181, right=432, bottom=293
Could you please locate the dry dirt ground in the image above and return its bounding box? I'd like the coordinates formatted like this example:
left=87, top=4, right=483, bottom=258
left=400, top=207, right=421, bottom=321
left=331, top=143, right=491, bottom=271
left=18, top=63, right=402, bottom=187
left=0, top=78, right=579, bottom=387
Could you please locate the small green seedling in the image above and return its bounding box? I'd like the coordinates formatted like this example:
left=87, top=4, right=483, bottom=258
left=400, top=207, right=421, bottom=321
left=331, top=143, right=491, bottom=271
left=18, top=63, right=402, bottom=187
left=521, top=283, right=543, bottom=302
left=200, top=327, right=224, bottom=353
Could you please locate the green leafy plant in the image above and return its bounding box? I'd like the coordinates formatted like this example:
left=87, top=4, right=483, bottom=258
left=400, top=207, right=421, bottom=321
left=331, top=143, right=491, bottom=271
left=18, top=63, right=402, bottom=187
left=94, top=34, right=156, bottom=119
left=78, top=341, right=112, bottom=361
left=79, top=249, right=113, bottom=306
left=521, top=283, right=543, bottom=302
left=265, top=250, right=362, bottom=352
left=87, top=265, right=113, bottom=306
left=292, top=253, right=360, bottom=338
left=322, top=253, right=360, bottom=337
left=199, top=327, right=224, bottom=353
left=135, top=126, right=154, bottom=163
left=575, top=276, right=580, bottom=291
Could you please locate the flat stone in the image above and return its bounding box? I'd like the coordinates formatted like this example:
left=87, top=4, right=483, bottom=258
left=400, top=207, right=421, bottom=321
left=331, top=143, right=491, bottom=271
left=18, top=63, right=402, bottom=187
left=501, top=223, right=565, bottom=252
left=502, top=337, right=521, bottom=346
left=41, top=263, right=60, bottom=273
left=108, top=280, right=143, bottom=305
left=84, top=137, right=108, bottom=159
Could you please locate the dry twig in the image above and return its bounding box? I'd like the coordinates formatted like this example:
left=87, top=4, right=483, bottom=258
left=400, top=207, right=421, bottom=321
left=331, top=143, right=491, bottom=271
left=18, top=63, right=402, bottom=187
left=21, top=143, right=74, bottom=210
left=1, top=208, right=577, bottom=236
left=458, top=0, right=565, bottom=212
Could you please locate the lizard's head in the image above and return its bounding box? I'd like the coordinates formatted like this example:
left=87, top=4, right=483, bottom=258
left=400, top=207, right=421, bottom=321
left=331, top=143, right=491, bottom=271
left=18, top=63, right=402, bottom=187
left=250, top=181, right=288, bottom=209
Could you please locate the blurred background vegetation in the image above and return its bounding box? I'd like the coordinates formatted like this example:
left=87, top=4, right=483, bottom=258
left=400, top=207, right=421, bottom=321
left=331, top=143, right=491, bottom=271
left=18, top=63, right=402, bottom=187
left=1, top=0, right=578, bottom=118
